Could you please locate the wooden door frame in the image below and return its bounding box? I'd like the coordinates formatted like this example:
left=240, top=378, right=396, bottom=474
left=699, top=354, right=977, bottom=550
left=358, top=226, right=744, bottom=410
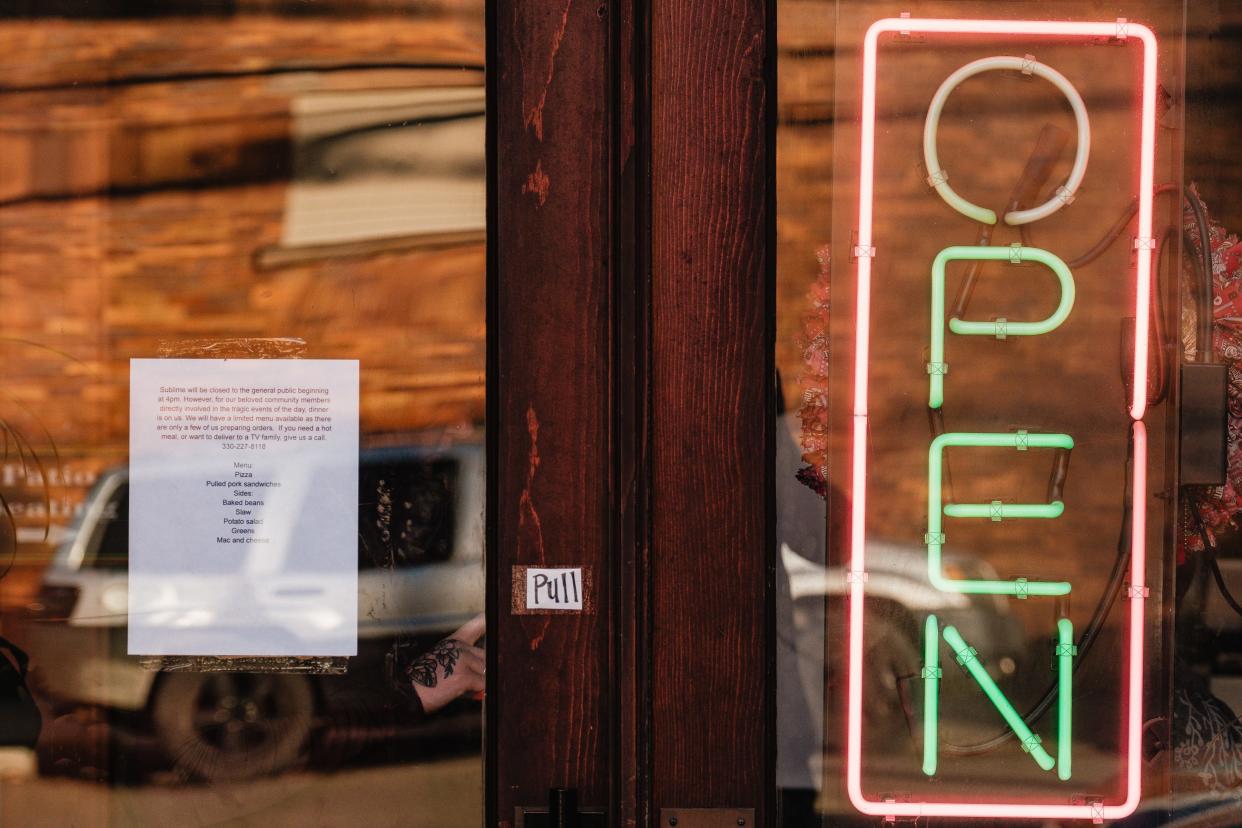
left=487, top=0, right=775, bottom=823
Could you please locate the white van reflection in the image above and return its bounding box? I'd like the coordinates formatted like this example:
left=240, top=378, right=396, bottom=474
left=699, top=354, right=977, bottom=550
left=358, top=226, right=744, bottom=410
left=20, top=443, right=483, bottom=782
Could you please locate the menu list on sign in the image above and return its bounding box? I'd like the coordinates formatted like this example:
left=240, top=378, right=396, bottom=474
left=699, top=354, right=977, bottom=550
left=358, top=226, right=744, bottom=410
left=129, top=359, right=360, bottom=657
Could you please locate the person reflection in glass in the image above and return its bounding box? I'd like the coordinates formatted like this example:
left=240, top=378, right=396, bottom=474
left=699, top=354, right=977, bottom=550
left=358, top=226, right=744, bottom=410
left=776, top=373, right=827, bottom=827
left=397, top=613, right=486, bottom=714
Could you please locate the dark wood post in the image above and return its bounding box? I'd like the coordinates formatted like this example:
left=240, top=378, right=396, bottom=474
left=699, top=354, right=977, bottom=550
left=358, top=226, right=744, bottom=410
left=649, top=0, right=776, bottom=821
left=489, top=0, right=774, bottom=821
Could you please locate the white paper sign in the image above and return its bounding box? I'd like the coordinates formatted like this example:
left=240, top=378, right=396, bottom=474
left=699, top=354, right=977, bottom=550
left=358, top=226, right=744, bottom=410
left=128, top=359, right=360, bottom=656
left=525, top=567, right=584, bottom=610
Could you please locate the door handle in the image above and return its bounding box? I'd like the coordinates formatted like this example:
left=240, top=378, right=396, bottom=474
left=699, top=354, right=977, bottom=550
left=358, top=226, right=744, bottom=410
left=549, top=788, right=579, bottom=828
left=515, top=788, right=606, bottom=828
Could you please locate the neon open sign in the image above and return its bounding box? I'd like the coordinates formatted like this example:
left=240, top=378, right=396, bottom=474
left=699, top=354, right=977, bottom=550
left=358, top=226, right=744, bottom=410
left=846, top=17, right=1158, bottom=821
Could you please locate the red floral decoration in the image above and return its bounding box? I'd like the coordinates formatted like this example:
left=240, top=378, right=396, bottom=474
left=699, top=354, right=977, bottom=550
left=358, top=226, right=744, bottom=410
left=1181, top=187, right=1242, bottom=561
left=796, top=246, right=831, bottom=498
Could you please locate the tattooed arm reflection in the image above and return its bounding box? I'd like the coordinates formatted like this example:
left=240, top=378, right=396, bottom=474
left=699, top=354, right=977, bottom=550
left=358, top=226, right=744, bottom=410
left=398, top=613, right=486, bottom=714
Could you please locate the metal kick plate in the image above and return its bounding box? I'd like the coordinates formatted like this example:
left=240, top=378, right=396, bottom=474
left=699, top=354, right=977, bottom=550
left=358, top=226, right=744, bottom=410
left=515, top=807, right=607, bottom=828
left=659, top=808, right=755, bottom=827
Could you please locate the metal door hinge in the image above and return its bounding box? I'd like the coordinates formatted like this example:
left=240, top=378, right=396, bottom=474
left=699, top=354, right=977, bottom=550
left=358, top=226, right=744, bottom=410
left=660, top=808, right=755, bottom=827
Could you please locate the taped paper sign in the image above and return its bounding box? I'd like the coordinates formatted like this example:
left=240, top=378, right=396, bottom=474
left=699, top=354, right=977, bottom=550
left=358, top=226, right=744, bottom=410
left=128, top=358, right=360, bottom=656
left=511, top=565, right=593, bottom=615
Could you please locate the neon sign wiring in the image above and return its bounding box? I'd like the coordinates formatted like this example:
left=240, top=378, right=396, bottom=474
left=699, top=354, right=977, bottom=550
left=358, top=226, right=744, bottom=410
left=847, top=16, right=1158, bottom=822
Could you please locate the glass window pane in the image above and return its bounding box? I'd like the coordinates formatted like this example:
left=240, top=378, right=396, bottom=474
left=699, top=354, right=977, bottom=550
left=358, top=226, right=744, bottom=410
left=0, top=3, right=485, bottom=825
left=772, top=3, right=1227, bottom=825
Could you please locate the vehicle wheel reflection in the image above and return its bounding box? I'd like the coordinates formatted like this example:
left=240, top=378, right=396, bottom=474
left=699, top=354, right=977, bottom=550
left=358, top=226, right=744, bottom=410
left=826, top=602, right=920, bottom=753
left=152, top=672, right=314, bottom=782
left=858, top=615, right=920, bottom=751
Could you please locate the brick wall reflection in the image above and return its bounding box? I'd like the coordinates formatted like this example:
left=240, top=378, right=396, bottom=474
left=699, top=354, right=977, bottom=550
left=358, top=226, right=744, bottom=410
left=0, top=6, right=485, bottom=604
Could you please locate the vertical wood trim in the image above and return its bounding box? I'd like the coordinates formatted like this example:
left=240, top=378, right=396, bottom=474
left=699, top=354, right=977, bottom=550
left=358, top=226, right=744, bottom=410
left=649, top=0, right=776, bottom=820
left=612, top=0, right=650, bottom=824
left=488, top=0, right=618, bottom=822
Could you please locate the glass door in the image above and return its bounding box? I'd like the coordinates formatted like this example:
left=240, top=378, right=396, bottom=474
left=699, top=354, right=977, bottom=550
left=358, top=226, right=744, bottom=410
left=0, top=2, right=486, bottom=825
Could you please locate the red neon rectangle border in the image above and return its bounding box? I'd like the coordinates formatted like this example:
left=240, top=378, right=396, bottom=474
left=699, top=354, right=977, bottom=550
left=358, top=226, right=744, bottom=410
left=846, top=17, right=1157, bottom=821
